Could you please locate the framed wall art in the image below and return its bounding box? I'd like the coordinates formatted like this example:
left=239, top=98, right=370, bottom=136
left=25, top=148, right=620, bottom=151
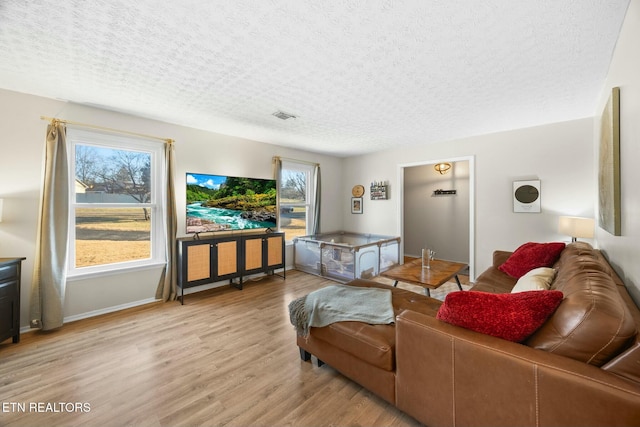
left=351, top=197, right=363, bottom=214
left=513, top=180, right=541, bottom=213
left=598, top=87, right=621, bottom=236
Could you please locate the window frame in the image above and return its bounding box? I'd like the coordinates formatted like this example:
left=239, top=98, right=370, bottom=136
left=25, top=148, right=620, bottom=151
left=278, top=160, right=316, bottom=241
left=66, top=128, right=166, bottom=279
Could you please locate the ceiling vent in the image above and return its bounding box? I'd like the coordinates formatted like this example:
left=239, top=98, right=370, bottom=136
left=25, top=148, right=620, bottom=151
left=272, top=110, right=297, bottom=120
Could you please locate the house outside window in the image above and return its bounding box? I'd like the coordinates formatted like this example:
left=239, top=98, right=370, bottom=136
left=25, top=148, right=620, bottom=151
left=67, top=128, right=166, bottom=277
left=279, top=160, right=316, bottom=241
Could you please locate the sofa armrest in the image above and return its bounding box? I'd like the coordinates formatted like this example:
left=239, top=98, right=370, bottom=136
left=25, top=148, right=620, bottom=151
left=493, top=250, right=512, bottom=268
left=395, top=310, right=640, bottom=427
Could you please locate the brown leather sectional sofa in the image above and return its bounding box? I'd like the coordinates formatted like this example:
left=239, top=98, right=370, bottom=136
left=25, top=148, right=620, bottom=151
left=296, top=242, right=640, bottom=426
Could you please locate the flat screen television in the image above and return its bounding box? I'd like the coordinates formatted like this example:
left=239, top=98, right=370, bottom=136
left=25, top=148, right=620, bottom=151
left=186, top=172, right=277, bottom=234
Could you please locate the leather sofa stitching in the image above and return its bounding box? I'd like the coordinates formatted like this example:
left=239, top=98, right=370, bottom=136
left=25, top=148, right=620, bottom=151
left=403, top=317, right=640, bottom=396
left=587, top=303, right=628, bottom=364
left=451, top=336, right=456, bottom=427
left=555, top=272, right=632, bottom=364
left=546, top=299, right=595, bottom=352
left=547, top=274, right=605, bottom=354
left=328, top=323, right=391, bottom=352
left=534, top=364, right=540, bottom=427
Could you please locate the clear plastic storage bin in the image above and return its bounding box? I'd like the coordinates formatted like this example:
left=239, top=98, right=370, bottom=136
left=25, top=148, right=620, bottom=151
left=293, top=231, right=400, bottom=282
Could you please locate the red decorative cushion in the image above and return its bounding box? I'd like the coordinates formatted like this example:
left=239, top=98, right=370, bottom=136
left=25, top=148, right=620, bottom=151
left=436, top=290, right=564, bottom=342
left=498, top=242, right=566, bottom=278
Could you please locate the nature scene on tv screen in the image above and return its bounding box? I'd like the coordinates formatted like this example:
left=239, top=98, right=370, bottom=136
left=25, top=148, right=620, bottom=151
left=186, top=173, right=277, bottom=233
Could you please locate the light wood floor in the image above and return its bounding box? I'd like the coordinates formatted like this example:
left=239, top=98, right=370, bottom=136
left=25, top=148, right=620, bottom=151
left=0, top=270, right=423, bottom=427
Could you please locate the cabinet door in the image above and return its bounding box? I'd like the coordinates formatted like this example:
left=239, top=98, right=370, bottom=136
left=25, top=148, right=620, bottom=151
left=0, top=281, right=18, bottom=343
left=213, top=238, right=240, bottom=279
left=186, top=243, right=212, bottom=282
left=266, top=234, right=284, bottom=269
left=243, top=236, right=264, bottom=273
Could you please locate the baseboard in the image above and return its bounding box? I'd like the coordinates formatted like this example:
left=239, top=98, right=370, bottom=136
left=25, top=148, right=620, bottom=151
left=19, top=297, right=160, bottom=334
left=19, top=266, right=296, bottom=333
left=63, top=297, right=159, bottom=324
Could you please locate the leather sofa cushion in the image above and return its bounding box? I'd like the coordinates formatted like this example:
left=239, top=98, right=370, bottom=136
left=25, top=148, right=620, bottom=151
left=310, top=321, right=396, bottom=371
left=526, top=243, right=638, bottom=366
left=309, top=279, right=441, bottom=371
left=472, top=265, right=516, bottom=293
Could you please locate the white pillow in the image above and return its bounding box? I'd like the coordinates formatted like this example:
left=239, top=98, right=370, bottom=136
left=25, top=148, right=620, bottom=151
left=511, top=267, right=557, bottom=293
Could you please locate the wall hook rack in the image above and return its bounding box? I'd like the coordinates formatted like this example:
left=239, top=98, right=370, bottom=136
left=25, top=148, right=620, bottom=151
left=433, top=189, right=457, bottom=196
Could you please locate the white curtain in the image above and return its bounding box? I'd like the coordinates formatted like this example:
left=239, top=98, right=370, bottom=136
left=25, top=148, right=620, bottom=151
left=30, top=120, right=69, bottom=330
left=274, top=157, right=283, bottom=230
left=312, top=164, right=321, bottom=234
left=156, top=141, right=178, bottom=301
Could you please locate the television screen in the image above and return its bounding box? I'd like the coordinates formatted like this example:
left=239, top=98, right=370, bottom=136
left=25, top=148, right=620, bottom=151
left=186, top=173, right=277, bottom=233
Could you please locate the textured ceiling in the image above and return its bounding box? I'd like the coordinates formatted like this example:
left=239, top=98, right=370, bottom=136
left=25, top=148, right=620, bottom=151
left=0, top=1, right=630, bottom=157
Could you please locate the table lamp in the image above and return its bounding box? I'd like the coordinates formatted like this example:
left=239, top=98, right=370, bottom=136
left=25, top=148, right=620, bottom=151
left=558, top=216, right=594, bottom=242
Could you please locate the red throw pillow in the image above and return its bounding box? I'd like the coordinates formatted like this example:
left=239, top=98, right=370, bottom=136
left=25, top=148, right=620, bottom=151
left=498, top=242, right=566, bottom=278
left=436, top=290, right=564, bottom=342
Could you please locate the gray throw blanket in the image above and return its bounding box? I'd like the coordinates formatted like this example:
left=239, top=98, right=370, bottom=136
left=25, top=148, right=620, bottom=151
left=288, top=284, right=395, bottom=337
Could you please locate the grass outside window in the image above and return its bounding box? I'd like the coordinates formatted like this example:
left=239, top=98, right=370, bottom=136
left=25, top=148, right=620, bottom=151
left=75, top=208, right=151, bottom=268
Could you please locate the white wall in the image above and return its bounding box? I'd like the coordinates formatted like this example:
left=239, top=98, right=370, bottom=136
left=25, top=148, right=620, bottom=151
left=342, top=118, right=595, bottom=280
left=0, top=89, right=344, bottom=328
left=403, top=161, right=470, bottom=262
left=594, top=0, right=640, bottom=302
left=7, top=1, right=640, bottom=327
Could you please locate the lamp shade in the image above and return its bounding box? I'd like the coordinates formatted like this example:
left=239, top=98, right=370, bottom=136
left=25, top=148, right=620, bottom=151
left=558, top=216, right=594, bottom=240
left=0, top=198, right=3, bottom=222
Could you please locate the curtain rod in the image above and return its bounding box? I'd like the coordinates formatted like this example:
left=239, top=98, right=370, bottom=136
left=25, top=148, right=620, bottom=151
left=40, top=116, right=174, bottom=144
left=272, top=156, right=319, bottom=167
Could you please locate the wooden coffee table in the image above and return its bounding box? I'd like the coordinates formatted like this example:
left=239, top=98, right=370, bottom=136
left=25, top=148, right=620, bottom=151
left=381, top=258, right=468, bottom=297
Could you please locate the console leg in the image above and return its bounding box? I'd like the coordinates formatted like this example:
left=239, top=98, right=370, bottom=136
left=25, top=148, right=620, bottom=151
left=313, top=356, right=325, bottom=367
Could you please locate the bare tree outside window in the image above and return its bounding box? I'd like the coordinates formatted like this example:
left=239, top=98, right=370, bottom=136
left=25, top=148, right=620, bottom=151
left=73, top=144, right=153, bottom=268
left=75, top=145, right=100, bottom=185
left=281, top=171, right=306, bottom=202
left=76, top=147, right=151, bottom=201
left=279, top=167, right=312, bottom=241
left=98, top=151, right=151, bottom=218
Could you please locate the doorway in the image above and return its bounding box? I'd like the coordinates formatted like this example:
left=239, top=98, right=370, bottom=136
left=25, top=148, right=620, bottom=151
left=397, top=156, right=475, bottom=279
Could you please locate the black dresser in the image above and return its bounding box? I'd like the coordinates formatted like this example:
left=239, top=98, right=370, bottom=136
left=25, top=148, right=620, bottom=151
left=0, top=258, right=26, bottom=344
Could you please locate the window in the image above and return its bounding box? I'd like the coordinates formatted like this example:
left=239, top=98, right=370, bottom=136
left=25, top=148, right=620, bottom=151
left=279, top=160, right=317, bottom=241
left=67, top=129, right=166, bottom=276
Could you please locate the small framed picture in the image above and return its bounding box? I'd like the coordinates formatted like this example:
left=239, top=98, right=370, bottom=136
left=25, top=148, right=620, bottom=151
left=513, top=180, right=541, bottom=213
left=351, top=197, right=363, bottom=214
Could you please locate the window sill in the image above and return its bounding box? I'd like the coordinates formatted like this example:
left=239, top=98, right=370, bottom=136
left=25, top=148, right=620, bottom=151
left=67, top=261, right=166, bottom=282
